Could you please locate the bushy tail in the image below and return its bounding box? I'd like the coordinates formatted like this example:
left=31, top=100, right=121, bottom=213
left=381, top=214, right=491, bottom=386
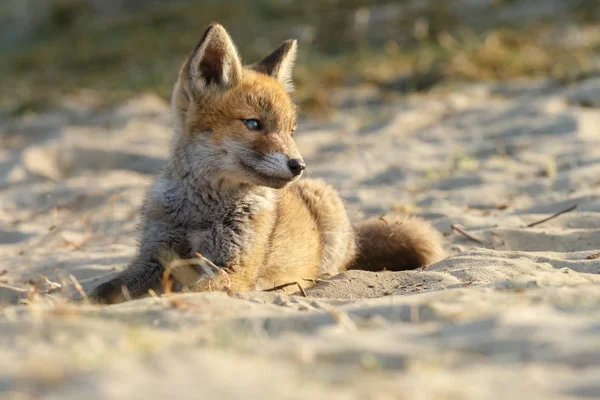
left=349, top=215, right=444, bottom=271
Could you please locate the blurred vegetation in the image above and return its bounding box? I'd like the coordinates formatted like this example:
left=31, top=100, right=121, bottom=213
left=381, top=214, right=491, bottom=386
left=0, top=0, right=599, bottom=117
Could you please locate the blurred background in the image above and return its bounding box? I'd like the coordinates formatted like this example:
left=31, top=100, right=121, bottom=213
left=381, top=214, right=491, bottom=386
left=1, top=0, right=599, bottom=119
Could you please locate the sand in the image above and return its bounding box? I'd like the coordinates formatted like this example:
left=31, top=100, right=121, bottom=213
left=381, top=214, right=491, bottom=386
left=1, top=78, right=600, bottom=399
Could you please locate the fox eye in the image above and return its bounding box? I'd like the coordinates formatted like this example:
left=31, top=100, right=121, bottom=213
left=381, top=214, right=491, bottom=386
left=242, top=119, right=262, bottom=131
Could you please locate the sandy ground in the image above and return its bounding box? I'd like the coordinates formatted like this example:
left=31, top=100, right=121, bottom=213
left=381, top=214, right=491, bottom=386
left=1, top=77, right=600, bottom=399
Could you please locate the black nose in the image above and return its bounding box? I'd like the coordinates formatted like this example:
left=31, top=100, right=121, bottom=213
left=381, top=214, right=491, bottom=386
left=287, top=158, right=305, bottom=176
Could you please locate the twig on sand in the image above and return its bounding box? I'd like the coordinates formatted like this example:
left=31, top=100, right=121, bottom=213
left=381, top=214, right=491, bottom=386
left=302, top=277, right=326, bottom=284
left=264, top=281, right=307, bottom=297
left=450, top=224, right=484, bottom=245
left=120, top=285, right=132, bottom=302
left=161, top=268, right=175, bottom=295
left=264, top=282, right=297, bottom=292
left=68, top=274, right=88, bottom=302
left=526, top=204, right=578, bottom=228
left=586, top=253, right=600, bottom=260
left=147, top=289, right=162, bottom=304
left=37, top=273, right=62, bottom=292
left=296, top=284, right=308, bottom=297
left=27, top=280, right=42, bottom=302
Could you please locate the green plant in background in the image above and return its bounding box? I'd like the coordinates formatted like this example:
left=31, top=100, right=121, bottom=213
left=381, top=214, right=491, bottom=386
left=0, top=0, right=598, bottom=117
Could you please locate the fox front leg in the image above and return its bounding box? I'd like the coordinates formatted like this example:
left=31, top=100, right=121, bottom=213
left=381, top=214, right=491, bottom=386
left=164, top=250, right=234, bottom=292
left=87, top=257, right=164, bottom=304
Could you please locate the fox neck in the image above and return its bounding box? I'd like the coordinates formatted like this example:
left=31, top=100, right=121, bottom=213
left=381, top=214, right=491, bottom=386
left=167, top=141, right=275, bottom=210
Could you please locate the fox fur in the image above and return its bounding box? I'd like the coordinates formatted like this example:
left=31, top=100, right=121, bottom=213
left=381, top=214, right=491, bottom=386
left=89, top=24, right=444, bottom=304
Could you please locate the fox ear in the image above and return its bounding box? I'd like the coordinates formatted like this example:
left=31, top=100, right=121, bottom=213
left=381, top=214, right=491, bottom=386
left=253, top=39, right=297, bottom=92
left=185, top=24, right=242, bottom=93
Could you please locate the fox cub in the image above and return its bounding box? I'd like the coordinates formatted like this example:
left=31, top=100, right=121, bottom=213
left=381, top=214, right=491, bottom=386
left=90, top=24, right=444, bottom=304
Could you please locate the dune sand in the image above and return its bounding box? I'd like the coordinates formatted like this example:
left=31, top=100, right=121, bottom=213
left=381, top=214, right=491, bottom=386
left=1, top=78, right=600, bottom=399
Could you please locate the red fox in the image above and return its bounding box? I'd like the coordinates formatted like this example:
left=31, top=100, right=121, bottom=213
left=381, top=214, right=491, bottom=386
left=89, top=24, right=444, bottom=304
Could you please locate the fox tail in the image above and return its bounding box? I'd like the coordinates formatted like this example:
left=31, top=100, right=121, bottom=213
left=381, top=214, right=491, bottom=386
left=350, top=215, right=444, bottom=271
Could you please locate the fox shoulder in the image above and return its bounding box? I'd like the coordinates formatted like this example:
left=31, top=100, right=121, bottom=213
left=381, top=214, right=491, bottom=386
left=286, top=179, right=357, bottom=276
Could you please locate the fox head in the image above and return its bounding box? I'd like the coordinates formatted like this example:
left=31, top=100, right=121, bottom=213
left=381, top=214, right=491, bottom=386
left=170, top=24, right=304, bottom=190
